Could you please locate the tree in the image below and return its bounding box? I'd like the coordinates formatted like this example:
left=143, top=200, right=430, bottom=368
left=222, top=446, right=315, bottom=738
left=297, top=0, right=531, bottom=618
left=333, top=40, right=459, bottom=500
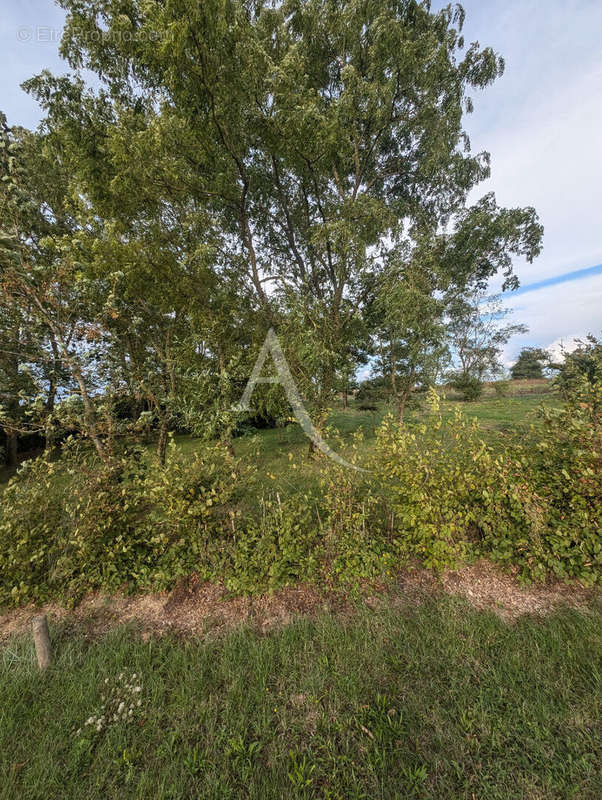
left=373, top=243, right=448, bottom=422
left=39, top=0, right=524, bottom=413
left=0, top=114, right=115, bottom=464
left=554, top=334, right=602, bottom=406
left=510, top=347, right=549, bottom=380
left=447, top=291, right=527, bottom=400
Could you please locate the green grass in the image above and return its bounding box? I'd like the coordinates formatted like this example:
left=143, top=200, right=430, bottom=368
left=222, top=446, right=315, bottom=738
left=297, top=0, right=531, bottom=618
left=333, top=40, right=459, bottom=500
left=1, top=597, right=600, bottom=799
left=0, top=382, right=559, bottom=490
left=163, top=388, right=560, bottom=499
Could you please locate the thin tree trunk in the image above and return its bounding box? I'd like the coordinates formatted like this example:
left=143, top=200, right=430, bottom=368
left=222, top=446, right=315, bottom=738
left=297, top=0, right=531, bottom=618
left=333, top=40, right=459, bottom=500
left=24, top=287, right=109, bottom=463
left=70, top=360, right=108, bottom=463
left=397, top=393, right=408, bottom=425
left=5, top=429, right=18, bottom=467
left=157, top=417, right=169, bottom=466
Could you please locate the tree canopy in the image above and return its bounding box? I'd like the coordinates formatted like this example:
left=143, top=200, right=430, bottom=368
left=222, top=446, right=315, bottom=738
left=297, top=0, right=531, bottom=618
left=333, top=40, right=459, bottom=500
left=1, top=0, right=545, bottom=463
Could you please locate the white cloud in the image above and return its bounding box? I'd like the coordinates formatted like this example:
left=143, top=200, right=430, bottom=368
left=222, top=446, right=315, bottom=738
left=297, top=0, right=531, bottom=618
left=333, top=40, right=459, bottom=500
left=500, top=273, right=602, bottom=364
left=435, top=0, right=602, bottom=286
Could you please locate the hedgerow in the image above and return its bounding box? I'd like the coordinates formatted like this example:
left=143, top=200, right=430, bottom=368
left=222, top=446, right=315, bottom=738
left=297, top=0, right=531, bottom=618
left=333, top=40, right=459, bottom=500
left=1, top=382, right=600, bottom=606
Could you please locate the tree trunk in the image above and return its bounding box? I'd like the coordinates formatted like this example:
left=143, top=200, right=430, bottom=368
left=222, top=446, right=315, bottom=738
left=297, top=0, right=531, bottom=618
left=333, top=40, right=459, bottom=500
left=157, top=418, right=169, bottom=466
left=396, top=384, right=412, bottom=425
left=396, top=395, right=406, bottom=425
left=71, top=362, right=108, bottom=463
left=5, top=429, right=18, bottom=468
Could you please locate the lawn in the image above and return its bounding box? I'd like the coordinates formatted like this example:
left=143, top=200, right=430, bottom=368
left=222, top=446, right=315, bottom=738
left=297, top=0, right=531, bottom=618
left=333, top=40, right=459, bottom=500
left=1, top=596, right=600, bottom=799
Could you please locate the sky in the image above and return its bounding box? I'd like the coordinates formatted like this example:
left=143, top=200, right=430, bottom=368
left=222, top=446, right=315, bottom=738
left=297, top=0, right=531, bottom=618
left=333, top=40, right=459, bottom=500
left=1, top=0, right=601, bottom=367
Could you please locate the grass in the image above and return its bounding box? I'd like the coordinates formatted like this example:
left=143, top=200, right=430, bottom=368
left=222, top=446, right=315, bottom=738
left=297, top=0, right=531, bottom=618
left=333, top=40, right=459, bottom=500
left=0, top=380, right=559, bottom=490
left=221, top=385, right=561, bottom=496
left=1, top=597, right=600, bottom=799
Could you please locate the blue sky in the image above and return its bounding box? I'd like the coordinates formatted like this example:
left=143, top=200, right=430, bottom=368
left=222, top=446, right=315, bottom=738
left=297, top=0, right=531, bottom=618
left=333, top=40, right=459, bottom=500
left=2, top=0, right=602, bottom=366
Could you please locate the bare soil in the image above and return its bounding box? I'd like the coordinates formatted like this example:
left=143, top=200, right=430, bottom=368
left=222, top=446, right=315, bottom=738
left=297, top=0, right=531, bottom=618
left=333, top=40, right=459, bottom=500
left=1, top=560, right=598, bottom=643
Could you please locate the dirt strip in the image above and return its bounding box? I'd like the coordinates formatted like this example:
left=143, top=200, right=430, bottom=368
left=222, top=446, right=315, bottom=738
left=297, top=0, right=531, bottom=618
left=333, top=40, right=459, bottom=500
left=1, top=560, right=598, bottom=643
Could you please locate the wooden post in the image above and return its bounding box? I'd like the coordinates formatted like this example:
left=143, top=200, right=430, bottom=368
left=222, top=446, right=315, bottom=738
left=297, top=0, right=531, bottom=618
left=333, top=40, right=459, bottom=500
left=32, top=615, right=52, bottom=670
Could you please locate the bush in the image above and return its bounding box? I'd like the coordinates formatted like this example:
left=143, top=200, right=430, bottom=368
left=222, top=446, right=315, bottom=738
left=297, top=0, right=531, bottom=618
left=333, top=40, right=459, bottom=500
left=493, top=379, right=511, bottom=397
left=554, top=334, right=602, bottom=406
left=0, top=439, right=248, bottom=604
left=483, top=379, right=602, bottom=584
left=0, top=455, right=66, bottom=604
left=2, top=380, right=601, bottom=606
left=449, top=372, right=484, bottom=401
left=371, top=392, right=497, bottom=570
left=224, top=494, right=321, bottom=593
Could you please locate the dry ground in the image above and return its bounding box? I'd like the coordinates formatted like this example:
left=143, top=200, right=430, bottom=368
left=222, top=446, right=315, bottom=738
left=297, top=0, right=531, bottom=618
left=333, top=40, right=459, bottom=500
left=1, top=559, right=597, bottom=643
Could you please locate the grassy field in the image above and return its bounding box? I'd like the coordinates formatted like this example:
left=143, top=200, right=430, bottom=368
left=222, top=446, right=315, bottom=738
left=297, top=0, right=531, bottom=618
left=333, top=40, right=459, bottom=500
left=200, top=382, right=561, bottom=497
left=1, top=596, right=600, bottom=799
left=0, top=380, right=559, bottom=491
left=169, top=380, right=558, bottom=483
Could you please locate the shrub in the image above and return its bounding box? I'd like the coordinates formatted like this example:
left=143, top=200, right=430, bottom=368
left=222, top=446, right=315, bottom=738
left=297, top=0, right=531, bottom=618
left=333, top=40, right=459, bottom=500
left=371, top=392, right=496, bottom=570
left=0, top=455, right=65, bottom=604
left=1, top=380, right=600, bottom=606
left=483, top=380, right=602, bottom=584
left=320, top=464, right=396, bottom=584
left=493, top=379, right=511, bottom=397
left=554, top=334, right=602, bottom=407
left=224, top=494, right=321, bottom=593
left=449, top=372, right=484, bottom=402
left=0, top=439, right=249, bottom=604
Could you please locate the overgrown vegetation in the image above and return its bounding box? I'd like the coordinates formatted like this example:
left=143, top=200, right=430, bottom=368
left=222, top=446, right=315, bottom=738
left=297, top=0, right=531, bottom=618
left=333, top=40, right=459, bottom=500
left=0, top=0, right=599, bottom=609
left=2, top=377, right=600, bottom=607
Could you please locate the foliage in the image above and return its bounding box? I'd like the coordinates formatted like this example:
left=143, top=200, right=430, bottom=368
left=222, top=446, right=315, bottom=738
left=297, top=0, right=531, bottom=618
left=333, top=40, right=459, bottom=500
left=485, top=377, right=602, bottom=584
left=372, top=392, right=496, bottom=569
left=447, top=291, right=527, bottom=384
left=0, top=440, right=247, bottom=604
left=225, top=494, right=321, bottom=593
left=372, top=243, right=449, bottom=421
left=2, top=376, right=601, bottom=605
left=510, top=347, right=549, bottom=380
left=355, top=377, right=389, bottom=404
left=554, top=334, right=602, bottom=405
left=448, top=371, right=484, bottom=401
left=493, top=379, right=511, bottom=397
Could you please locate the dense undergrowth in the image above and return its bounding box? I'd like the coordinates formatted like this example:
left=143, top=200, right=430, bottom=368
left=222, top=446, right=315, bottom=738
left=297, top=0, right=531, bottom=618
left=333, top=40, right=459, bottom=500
left=1, top=383, right=601, bottom=606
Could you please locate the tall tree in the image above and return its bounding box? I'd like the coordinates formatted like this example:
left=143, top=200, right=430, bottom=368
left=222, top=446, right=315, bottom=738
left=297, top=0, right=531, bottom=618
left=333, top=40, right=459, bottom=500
left=40, top=0, right=521, bottom=408
left=0, top=114, right=114, bottom=463
left=373, top=241, right=448, bottom=422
